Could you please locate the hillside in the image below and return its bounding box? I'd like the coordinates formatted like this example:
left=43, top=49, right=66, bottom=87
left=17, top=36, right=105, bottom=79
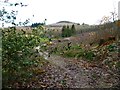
left=45, top=21, right=92, bottom=32
left=48, top=21, right=79, bottom=26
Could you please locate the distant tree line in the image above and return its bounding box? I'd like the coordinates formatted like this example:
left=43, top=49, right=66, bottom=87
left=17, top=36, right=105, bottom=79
left=31, top=22, right=44, bottom=27
left=61, top=24, right=76, bottom=37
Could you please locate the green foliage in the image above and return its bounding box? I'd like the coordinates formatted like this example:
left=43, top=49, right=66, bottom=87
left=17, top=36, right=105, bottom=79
left=107, top=44, right=117, bottom=52
left=115, top=61, right=120, bottom=69
left=2, top=27, right=46, bottom=87
left=63, top=50, right=78, bottom=57
left=66, top=25, right=71, bottom=37
left=62, top=45, right=84, bottom=58
left=61, top=24, right=76, bottom=37
left=71, top=24, right=76, bottom=34
left=61, top=25, right=67, bottom=37
left=71, top=45, right=82, bottom=50
left=61, top=44, right=95, bottom=61
left=84, top=51, right=95, bottom=61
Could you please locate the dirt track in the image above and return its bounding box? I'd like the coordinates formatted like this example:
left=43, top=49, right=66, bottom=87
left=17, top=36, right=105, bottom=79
left=43, top=53, right=118, bottom=88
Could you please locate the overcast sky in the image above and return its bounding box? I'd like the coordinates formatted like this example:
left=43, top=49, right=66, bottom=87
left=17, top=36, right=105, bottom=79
left=0, top=0, right=120, bottom=26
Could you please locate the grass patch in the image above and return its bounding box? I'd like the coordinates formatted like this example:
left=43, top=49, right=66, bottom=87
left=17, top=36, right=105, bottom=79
left=40, top=38, right=49, bottom=42
left=55, top=44, right=95, bottom=61
left=107, top=44, right=117, bottom=52
left=62, top=49, right=85, bottom=59
left=84, top=51, right=95, bottom=61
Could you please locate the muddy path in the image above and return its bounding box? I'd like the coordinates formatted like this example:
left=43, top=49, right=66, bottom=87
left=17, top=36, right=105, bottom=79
left=43, top=53, right=117, bottom=88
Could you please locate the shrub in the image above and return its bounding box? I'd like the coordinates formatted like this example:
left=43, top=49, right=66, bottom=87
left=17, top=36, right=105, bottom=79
left=63, top=48, right=84, bottom=58
left=2, top=27, right=45, bottom=87
left=84, top=51, right=95, bottom=61
left=107, top=44, right=117, bottom=52
left=71, top=45, right=82, bottom=50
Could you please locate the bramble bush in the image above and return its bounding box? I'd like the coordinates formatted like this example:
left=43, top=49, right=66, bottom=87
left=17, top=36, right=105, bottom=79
left=2, top=27, right=47, bottom=87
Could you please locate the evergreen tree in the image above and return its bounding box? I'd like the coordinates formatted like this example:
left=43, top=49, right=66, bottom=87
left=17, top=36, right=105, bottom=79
left=61, top=25, right=76, bottom=37
left=66, top=25, right=71, bottom=37
left=61, top=25, right=66, bottom=37
left=71, top=24, right=76, bottom=35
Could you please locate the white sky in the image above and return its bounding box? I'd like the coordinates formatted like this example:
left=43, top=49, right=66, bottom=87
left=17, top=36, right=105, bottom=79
left=0, top=0, right=120, bottom=26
